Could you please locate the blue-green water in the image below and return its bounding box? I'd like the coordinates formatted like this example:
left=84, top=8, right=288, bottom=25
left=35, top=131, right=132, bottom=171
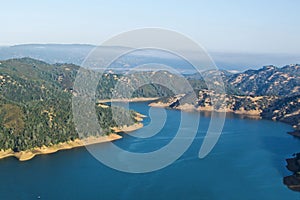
left=1, top=102, right=300, bottom=200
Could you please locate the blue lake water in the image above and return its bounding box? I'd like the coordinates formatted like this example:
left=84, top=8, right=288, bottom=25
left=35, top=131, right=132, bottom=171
left=0, top=102, right=300, bottom=200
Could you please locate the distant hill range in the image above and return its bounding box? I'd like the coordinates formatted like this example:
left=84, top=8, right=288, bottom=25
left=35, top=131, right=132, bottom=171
left=0, top=44, right=94, bottom=66
left=0, top=44, right=299, bottom=71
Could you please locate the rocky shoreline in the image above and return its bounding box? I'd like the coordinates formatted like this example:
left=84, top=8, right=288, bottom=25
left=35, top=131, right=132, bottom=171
left=288, top=130, right=300, bottom=138
left=284, top=131, right=300, bottom=191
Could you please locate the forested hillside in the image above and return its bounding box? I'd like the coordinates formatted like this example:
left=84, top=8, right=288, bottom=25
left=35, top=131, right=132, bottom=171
left=0, top=58, right=138, bottom=152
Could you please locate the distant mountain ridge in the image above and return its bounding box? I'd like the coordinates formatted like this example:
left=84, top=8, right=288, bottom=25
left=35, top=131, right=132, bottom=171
left=0, top=44, right=95, bottom=65
left=0, top=44, right=299, bottom=71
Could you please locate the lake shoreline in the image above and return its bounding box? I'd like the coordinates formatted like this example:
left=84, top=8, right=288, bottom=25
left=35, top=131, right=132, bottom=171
left=0, top=122, right=143, bottom=162
left=0, top=98, right=149, bottom=162
left=97, top=97, right=159, bottom=103
left=149, top=102, right=262, bottom=117
left=148, top=102, right=300, bottom=125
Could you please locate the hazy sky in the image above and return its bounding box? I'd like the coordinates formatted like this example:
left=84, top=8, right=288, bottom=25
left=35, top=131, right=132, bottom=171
left=1, top=0, right=300, bottom=54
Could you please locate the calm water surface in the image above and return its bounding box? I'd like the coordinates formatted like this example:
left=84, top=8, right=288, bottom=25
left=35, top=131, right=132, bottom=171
left=0, top=102, right=300, bottom=200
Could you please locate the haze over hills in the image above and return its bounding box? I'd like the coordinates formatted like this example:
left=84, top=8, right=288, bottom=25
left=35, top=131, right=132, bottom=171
left=0, top=44, right=299, bottom=72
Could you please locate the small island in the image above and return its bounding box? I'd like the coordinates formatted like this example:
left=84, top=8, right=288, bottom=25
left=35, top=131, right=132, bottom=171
left=284, top=131, right=300, bottom=191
